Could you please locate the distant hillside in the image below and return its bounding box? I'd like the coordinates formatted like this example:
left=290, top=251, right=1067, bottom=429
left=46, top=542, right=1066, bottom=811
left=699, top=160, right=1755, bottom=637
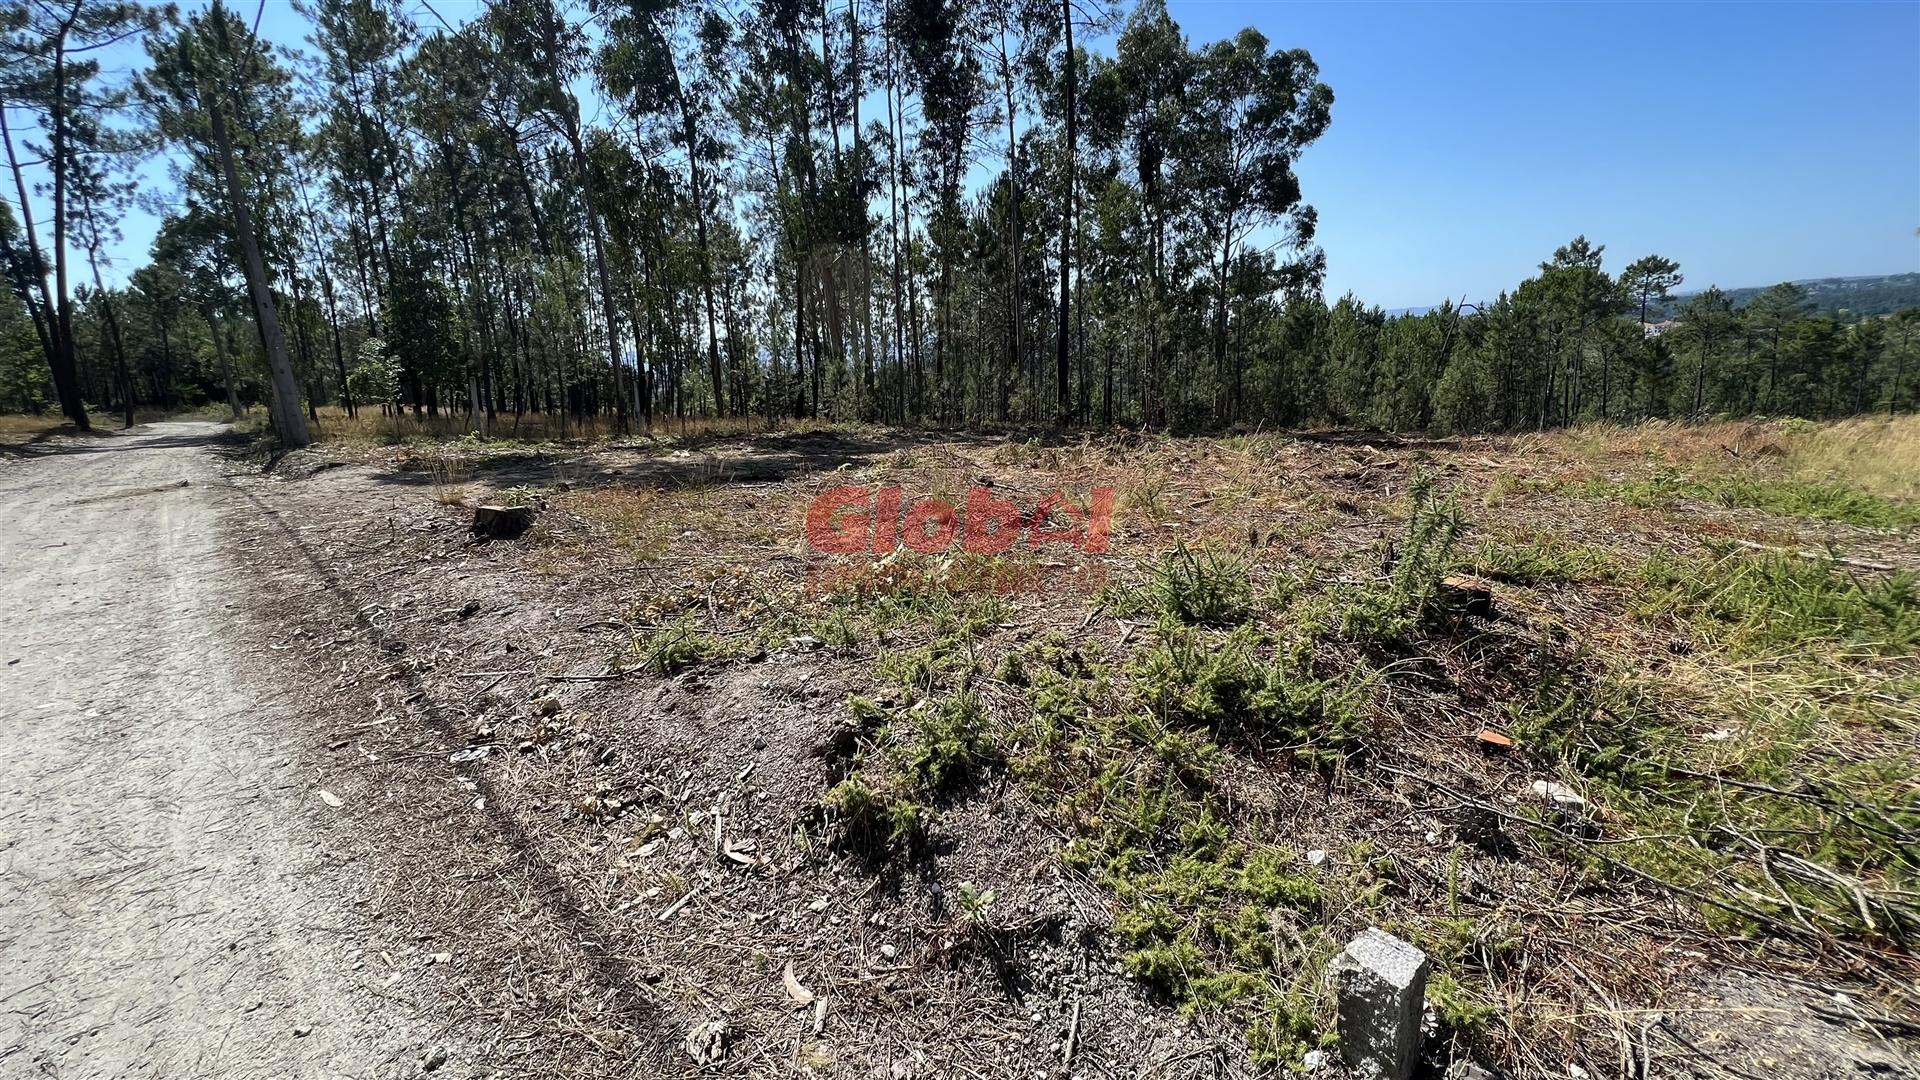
left=1384, top=273, right=1919, bottom=322
left=1648, top=273, right=1920, bottom=321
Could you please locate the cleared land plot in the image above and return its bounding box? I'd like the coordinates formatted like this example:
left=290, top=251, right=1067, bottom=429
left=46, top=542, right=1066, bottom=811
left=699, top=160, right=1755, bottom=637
left=217, top=415, right=1919, bottom=1077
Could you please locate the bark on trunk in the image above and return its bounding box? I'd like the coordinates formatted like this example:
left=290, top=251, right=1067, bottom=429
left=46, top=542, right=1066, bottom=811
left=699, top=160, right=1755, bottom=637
left=209, top=94, right=308, bottom=447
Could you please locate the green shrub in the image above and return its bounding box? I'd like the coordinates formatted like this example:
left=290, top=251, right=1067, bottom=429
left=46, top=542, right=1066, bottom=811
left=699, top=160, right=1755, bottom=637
left=1151, top=544, right=1254, bottom=626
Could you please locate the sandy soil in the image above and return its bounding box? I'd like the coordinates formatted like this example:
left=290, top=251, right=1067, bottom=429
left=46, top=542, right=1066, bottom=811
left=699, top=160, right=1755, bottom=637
left=0, top=423, right=438, bottom=1078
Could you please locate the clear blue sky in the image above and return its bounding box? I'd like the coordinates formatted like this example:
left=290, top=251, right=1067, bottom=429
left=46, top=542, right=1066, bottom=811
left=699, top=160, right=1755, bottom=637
left=25, top=0, right=1920, bottom=311
left=1188, top=0, right=1920, bottom=308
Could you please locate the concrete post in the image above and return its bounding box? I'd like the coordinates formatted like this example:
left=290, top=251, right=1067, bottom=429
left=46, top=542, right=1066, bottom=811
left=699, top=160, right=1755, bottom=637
left=1328, top=927, right=1429, bottom=1080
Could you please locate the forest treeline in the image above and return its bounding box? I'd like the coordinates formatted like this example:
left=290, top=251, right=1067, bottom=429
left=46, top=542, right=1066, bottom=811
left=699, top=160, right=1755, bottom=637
left=3, top=0, right=1917, bottom=446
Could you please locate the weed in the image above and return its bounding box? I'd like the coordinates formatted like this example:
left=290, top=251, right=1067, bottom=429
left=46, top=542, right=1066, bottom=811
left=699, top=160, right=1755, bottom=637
left=1639, top=547, right=1919, bottom=658
left=909, top=688, right=993, bottom=789
left=633, top=620, right=724, bottom=675
left=1136, top=623, right=1368, bottom=757
left=1339, top=470, right=1467, bottom=644
left=1151, top=544, right=1253, bottom=626
left=955, top=882, right=998, bottom=927
left=1575, top=470, right=1920, bottom=530
left=1471, top=540, right=1617, bottom=586
left=1123, top=470, right=1172, bottom=520
left=824, top=773, right=924, bottom=848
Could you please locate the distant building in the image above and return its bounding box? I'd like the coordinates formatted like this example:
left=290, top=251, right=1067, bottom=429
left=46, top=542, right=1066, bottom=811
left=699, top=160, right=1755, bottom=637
left=1641, top=320, right=1677, bottom=338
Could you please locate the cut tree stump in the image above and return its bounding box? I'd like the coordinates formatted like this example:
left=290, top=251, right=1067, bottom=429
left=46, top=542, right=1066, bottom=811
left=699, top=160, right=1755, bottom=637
left=1434, top=574, right=1495, bottom=620
left=472, top=504, right=538, bottom=540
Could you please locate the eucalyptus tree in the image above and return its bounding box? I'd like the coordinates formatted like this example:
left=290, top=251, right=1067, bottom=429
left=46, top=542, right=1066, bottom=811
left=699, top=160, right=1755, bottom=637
left=142, top=0, right=309, bottom=445
left=892, top=0, right=984, bottom=422
left=301, top=0, right=412, bottom=340
left=1085, top=0, right=1185, bottom=424
left=1179, top=27, right=1330, bottom=423
left=487, top=0, right=626, bottom=427
left=600, top=0, right=737, bottom=418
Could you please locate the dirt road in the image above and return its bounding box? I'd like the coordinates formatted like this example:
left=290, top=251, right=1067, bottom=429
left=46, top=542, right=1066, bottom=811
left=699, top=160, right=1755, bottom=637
left=0, top=424, right=428, bottom=1078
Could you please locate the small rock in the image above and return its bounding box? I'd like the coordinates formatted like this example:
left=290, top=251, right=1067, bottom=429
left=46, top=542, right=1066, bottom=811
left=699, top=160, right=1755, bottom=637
left=421, top=1047, right=448, bottom=1072
left=1530, top=780, right=1586, bottom=811
left=1304, top=1049, right=1328, bottom=1072
left=807, top=896, right=829, bottom=912
left=292, top=1025, right=313, bottom=1038
left=879, top=944, right=898, bottom=960
left=685, top=1018, right=729, bottom=1065
left=1307, top=849, right=1328, bottom=867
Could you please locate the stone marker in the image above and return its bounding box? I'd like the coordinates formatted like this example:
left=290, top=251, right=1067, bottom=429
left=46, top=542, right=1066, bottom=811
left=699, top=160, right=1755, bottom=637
left=1328, top=927, right=1429, bottom=1080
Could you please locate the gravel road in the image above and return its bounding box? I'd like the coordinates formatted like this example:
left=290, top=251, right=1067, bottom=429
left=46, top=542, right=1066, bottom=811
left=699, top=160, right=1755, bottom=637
left=0, top=423, right=427, bottom=1078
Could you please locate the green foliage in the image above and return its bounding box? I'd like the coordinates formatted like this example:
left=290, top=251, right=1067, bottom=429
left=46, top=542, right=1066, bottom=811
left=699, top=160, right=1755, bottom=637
left=1577, top=470, right=1920, bottom=530
left=1470, top=540, right=1617, bottom=586
left=1639, top=547, right=1919, bottom=657
left=0, top=288, right=48, bottom=415
left=1136, top=623, right=1368, bottom=757
left=825, top=774, right=924, bottom=848
left=955, top=882, right=997, bottom=927
left=346, top=338, right=402, bottom=409
left=1339, top=470, right=1467, bottom=644
left=1150, top=544, right=1254, bottom=626
left=909, top=688, right=992, bottom=789
left=633, top=619, right=723, bottom=675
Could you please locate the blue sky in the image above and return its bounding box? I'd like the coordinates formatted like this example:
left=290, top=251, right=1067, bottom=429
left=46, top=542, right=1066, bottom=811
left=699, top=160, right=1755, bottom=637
left=1216, top=0, right=1920, bottom=308
left=20, top=0, right=1920, bottom=311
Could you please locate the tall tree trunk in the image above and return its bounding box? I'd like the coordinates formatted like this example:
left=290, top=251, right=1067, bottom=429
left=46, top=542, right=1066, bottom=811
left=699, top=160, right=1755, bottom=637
left=4, top=85, right=87, bottom=429
left=1055, top=0, right=1075, bottom=424
left=678, top=95, right=727, bottom=418
left=208, top=94, right=308, bottom=447
left=79, top=197, right=134, bottom=427
left=205, top=304, right=243, bottom=419
left=850, top=0, right=875, bottom=418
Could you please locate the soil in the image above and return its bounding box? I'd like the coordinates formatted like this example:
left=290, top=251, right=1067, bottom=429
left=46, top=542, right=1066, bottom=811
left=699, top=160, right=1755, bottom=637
left=0, top=423, right=444, bottom=1078
left=1, top=421, right=1914, bottom=1079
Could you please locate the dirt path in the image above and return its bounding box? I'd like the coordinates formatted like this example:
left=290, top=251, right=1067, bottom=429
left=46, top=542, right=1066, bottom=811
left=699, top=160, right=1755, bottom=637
left=0, top=423, right=431, bottom=1078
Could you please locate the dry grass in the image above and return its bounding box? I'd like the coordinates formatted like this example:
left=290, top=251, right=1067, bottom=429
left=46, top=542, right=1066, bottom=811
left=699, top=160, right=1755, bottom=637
left=308, top=404, right=838, bottom=447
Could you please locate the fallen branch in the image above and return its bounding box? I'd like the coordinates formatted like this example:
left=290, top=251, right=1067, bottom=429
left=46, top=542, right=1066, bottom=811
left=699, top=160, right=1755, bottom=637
left=1731, top=538, right=1896, bottom=573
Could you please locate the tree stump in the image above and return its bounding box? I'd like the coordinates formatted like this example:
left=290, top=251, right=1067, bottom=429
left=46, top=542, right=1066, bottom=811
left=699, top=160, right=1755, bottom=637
left=472, top=504, right=538, bottom=541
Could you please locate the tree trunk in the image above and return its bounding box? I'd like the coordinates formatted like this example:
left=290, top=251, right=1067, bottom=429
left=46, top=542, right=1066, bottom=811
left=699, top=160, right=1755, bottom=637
left=4, top=86, right=88, bottom=430
left=206, top=304, right=243, bottom=418
left=1055, top=0, right=1075, bottom=423
left=208, top=93, right=308, bottom=447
